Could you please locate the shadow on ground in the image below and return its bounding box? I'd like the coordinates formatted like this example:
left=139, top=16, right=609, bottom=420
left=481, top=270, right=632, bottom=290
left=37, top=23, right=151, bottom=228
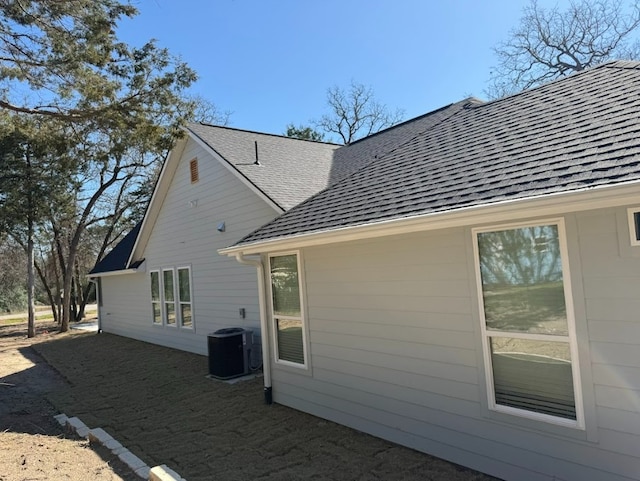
left=0, top=324, right=138, bottom=480
left=34, top=332, right=498, bottom=481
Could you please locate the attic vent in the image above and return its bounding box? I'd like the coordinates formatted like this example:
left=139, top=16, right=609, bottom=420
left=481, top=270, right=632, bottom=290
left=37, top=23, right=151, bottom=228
left=190, top=158, right=199, bottom=183
left=628, top=207, right=640, bottom=246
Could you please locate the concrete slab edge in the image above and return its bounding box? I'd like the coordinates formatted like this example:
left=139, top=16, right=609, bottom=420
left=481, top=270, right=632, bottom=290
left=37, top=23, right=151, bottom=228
left=58, top=412, right=186, bottom=481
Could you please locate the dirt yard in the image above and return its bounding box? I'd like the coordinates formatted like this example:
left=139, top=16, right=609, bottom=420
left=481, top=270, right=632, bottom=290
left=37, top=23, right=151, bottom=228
left=0, top=322, right=137, bottom=481
left=1, top=322, right=499, bottom=481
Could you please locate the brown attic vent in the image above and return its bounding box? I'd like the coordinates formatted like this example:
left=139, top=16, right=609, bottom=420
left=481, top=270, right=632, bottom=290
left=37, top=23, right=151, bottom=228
left=190, top=158, right=199, bottom=183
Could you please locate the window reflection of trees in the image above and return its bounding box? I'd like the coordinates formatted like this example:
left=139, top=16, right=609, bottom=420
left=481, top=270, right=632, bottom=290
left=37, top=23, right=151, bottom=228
left=478, top=225, right=568, bottom=335
left=270, top=255, right=301, bottom=317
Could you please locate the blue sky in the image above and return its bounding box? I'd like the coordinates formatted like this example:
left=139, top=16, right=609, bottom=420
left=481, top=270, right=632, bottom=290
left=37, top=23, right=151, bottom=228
left=118, top=0, right=570, bottom=138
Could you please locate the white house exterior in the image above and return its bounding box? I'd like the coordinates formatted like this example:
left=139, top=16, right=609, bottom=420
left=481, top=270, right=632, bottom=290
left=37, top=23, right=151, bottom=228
left=89, top=105, right=464, bottom=356
left=220, top=62, right=640, bottom=481
left=90, top=125, right=339, bottom=355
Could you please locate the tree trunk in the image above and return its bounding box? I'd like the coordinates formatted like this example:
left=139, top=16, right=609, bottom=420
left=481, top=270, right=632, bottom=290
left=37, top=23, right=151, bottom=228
left=78, top=281, right=93, bottom=322
left=60, top=264, right=72, bottom=332
left=60, top=236, right=80, bottom=332
left=73, top=260, right=85, bottom=322
left=53, top=250, right=63, bottom=326
left=35, top=259, right=59, bottom=325
left=26, top=220, right=35, bottom=338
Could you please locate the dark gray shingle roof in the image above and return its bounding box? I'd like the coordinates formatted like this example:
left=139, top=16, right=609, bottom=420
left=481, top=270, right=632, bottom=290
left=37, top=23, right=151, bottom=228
left=186, top=124, right=340, bottom=210
left=235, top=61, right=640, bottom=246
left=328, top=99, right=476, bottom=183
left=90, top=222, right=142, bottom=275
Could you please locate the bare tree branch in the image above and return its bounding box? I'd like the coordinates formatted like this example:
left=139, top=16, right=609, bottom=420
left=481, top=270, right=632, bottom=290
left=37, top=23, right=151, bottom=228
left=487, top=0, right=640, bottom=98
left=314, top=81, right=404, bottom=144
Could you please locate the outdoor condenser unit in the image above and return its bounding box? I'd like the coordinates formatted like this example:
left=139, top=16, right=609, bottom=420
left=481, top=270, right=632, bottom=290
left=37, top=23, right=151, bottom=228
left=207, top=328, right=253, bottom=380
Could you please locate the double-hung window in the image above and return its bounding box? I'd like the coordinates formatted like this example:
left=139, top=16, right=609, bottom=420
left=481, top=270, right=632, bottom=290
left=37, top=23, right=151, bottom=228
left=163, top=269, right=177, bottom=326
left=150, top=271, right=162, bottom=324
left=473, top=220, right=584, bottom=428
left=150, top=267, right=194, bottom=328
left=177, top=267, right=193, bottom=328
left=269, top=253, right=307, bottom=367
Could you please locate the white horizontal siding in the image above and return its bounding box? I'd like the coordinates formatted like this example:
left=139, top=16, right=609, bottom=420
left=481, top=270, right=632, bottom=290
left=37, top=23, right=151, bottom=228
left=266, top=214, right=640, bottom=481
left=272, top=373, right=640, bottom=481
left=100, top=137, right=279, bottom=355
left=576, top=208, right=640, bottom=469
left=597, top=406, right=640, bottom=436
left=100, top=273, right=204, bottom=353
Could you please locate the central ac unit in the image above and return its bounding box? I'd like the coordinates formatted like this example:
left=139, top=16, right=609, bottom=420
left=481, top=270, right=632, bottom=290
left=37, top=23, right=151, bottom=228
left=207, top=328, right=253, bottom=380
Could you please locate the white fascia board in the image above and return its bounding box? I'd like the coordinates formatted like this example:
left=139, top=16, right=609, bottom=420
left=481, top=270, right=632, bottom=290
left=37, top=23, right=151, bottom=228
left=188, top=132, right=285, bottom=214
left=219, top=181, right=640, bottom=256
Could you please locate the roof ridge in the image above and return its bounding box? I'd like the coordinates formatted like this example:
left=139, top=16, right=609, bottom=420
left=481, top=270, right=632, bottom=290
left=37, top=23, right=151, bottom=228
left=478, top=60, right=640, bottom=109
left=374, top=99, right=474, bottom=160
left=601, top=59, right=640, bottom=70
left=187, top=122, right=341, bottom=146
left=345, top=98, right=479, bottom=147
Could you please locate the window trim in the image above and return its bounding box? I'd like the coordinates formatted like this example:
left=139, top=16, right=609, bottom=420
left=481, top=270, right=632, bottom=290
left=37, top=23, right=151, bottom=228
left=150, top=270, right=162, bottom=325
left=176, top=266, right=194, bottom=329
left=151, top=267, right=195, bottom=329
left=472, top=218, right=585, bottom=429
left=268, top=251, right=309, bottom=369
left=627, top=207, right=640, bottom=246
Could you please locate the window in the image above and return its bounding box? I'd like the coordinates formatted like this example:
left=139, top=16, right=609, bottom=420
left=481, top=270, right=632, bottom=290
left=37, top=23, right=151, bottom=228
left=150, top=271, right=161, bottom=324
left=627, top=208, right=640, bottom=246
left=163, top=269, right=176, bottom=326
left=189, top=158, right=199, bottom=183
left=473, top=220, right=584, bottom=428
left=150, top=267, right=194, bottom=328
left=177, top=267, right=192, bottom=328
left=269, top=253, right=306, bottom=367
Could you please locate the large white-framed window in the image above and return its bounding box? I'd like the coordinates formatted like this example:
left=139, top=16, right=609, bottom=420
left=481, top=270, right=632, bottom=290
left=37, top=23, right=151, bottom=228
left=268, top=252, right=308, bottom=368
left=627, top=207, right=640, bottom=246
left=150, top=267, right=195, bottom=329
left=150, top=270, right=162, bottom=324
left=177, top=266, right=193, bottom=328
left=472, top=219, right=585, bottom=429
left=162, top=268, right=177, bottom=326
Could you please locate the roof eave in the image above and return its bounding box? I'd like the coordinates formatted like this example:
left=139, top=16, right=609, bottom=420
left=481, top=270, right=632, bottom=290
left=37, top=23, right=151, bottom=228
left=89, top=268, right=139, bottom=278
left=89, top=259, right=146, bottom=278
left=219, top=180, right=640, bottom=256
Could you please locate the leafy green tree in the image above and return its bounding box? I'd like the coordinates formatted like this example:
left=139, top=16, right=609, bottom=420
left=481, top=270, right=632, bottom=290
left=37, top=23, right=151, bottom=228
left=0, top=237, right=27, bottom=313
left=284, top=124, right=325, bottom=141
left=0, top=117, right=72, bottom=336
left=0, top=1, right=199, bottom=332
left=487, top=0, right=640, bottom=98
left=0, top=1, right=195, bottom=123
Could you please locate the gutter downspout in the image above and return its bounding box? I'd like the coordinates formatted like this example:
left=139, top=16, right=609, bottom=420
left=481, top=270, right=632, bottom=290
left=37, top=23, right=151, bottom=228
left=234, top=252, right=272, bottom=405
